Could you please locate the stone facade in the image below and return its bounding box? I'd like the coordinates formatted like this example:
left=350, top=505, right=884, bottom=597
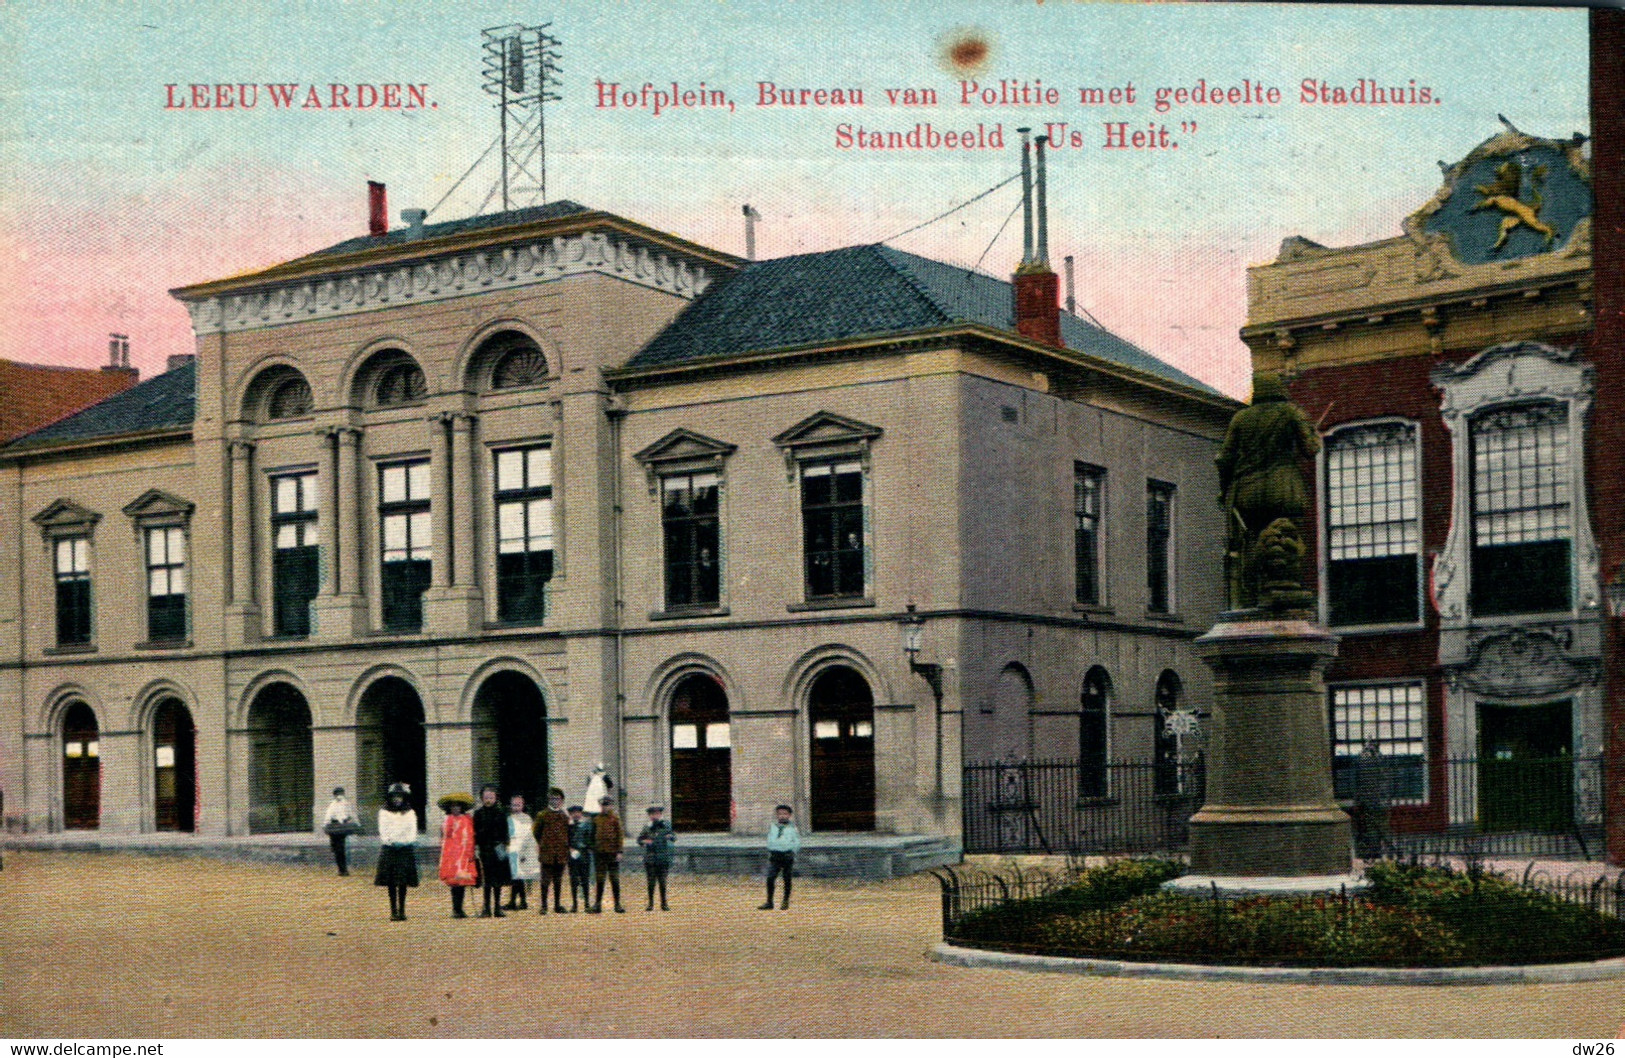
left=0, top=202, right=1233, bottom=845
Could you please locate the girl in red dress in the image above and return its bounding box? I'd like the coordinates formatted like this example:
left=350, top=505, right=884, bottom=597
left=437, top=792, right=479, bottom=918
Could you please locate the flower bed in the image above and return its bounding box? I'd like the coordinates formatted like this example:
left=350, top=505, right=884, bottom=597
left=944, top=860, right=1625, bottom=968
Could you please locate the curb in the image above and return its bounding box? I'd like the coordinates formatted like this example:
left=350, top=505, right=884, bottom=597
left=929, top=942, right=1625, bottom=986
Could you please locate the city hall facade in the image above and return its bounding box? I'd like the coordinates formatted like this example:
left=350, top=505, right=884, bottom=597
left=0, top=197, right=1234, bottom=842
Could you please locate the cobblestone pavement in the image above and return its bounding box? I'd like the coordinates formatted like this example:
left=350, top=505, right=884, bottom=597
left=2, top=852, right=1623, bottom=1038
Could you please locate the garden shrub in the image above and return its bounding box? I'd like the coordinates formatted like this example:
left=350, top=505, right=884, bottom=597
left=948, top=858, right=1625, bottom=967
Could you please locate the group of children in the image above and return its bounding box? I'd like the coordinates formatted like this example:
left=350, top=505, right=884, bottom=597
left=359, top=781, right=722, bottom=922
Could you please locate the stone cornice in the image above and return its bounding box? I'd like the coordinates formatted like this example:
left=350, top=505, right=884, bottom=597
left=1246, top=218, right=1590, bottom=336
left=176, top=229, right=721, bottom=337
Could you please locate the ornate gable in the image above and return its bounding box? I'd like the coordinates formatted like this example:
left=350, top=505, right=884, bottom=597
left=31, top=499, right=101, bottom=538
left=121, top=489, right=196, bottom=525
left=1410, top=118, right=1591, bottom=267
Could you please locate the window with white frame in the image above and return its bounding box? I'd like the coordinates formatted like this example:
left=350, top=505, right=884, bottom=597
left=801, top=460, right=865, bottom=600
left=662, top=471, right=720, bottom=608
left=271, top=472, right=319, bottom=637
left=1325, top=422, right=1420, bottom=626
left=54, top=537, right=92, bottom=646
left=1329, top=683, right=1426, bottom=802
left=145, top=526, right=188, bottom=642
left=494, top=446, right=553, bottom=623
left=1074, top=464, right=1105, bottom=606
left=1146, top=481, right=1175, bottom=614
left=1470, top=401, right=1571, bottom=616
left=380, top=460, right=431, bottom=631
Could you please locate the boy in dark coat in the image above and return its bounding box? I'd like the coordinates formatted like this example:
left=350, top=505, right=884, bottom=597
left=593, top=795, right=626, bottom=913
left=636, top=805, right=677, bottom=911
left=532, top=787, right=571, bottom=914
left=471, top=784, right=512, bottom=917
left=566, top=805, right=595, bottom=912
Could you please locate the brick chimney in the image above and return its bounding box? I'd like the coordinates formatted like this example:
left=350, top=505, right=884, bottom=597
left=1012, top=129, right=1062, bottom=347
left=102, top=333, right=138, bottom=381
left=368, top=181, right=388, bottom=237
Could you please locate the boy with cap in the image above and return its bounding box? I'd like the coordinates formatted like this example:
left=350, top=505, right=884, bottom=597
left=593, top=795, right=626, bottom=913
left=636, top=805, right=677, bottom=911
left=532, top=787, right=571, bottom=914
left=760, top=804, right=800, bottom=910
left=565, top=804, right=595, bottom=912
left=322, top=786, right=359, bottom=876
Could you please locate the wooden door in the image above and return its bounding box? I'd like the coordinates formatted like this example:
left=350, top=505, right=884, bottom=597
left=1479, top=701, right=1572, bottom=832
left=670, top=674, right=731, bottom=832
left=809, top=667, right=875, bottom=832
left=153, top=699, right=196, bottom=832
left=61, top=702, right=100, bottom=830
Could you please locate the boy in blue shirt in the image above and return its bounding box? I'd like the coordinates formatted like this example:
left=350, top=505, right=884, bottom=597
left=759, top=803, right=800, bottom=910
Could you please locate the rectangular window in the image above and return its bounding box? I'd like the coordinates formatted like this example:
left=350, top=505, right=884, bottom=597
left=1330, top=683, right=1427, bottom=803
left=662, top=471, right=720, bottom=609
left=1325, top=422, right=1420, bottom=626
left=53, top=536, right=92, bottom=646
left=271, top=472, right=319, bottom=636
left=1074, top=464, right=1105, bottom=606
left=1471, top=402, right=1571, bottom=616
left=380, top=460, right=431, bottom=631
left=145, top=526, right=188, bottom=642
left=1146, top=481, right=1175, bottom=614
left=801, top=461, right=865, bottom=600
left=495, top=447, right=553, bottom=624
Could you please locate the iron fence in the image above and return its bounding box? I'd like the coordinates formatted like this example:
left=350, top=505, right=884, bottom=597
left=961, top=758, right=1205, bottom=856
left=932, top=860, right=1625, bottom=968
left=963, top=755, right=1609, bottom=859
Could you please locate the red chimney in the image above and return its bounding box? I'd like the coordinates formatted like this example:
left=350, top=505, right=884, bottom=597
left=368, top=181, right=388, bottom=237
left=1012, top=130, right=1062, bottom=347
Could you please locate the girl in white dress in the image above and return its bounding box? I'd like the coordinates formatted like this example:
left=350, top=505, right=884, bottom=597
left=506, top=794, right=541, bottom=910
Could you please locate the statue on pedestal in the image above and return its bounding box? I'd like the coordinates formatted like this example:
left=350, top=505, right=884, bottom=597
left=1215, top=371, right=1320, bottom=612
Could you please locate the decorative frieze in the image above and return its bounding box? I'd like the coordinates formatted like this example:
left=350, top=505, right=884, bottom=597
left=180, top=230, right=716, bottom=336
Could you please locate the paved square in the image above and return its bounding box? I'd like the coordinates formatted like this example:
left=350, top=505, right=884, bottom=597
left=1, top=852, right=1622, bottom=1037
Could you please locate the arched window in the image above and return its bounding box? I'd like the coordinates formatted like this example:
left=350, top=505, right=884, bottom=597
left=1152, top=670, right=1183, bottom=795
left=1079, top=666, right=1111, bottom=798
left=267, top=376, right=313, bottom=420
left=375, top=362, right=427, bottom=406
left=488, top=333, right=550, bottom=389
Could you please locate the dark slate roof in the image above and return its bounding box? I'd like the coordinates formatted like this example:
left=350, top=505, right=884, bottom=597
left=4, top=360, right=196, bottom=451
left=628, top=244, right=1216, bottom=395
left=304, top=200, right=592, bottom=259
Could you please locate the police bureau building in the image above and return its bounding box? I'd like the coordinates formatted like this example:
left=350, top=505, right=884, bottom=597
left=0, top=187, right=1232, bottom=851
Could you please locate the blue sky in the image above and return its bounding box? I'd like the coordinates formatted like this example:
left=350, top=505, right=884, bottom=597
left=0, top=2, right=1591, bottom=394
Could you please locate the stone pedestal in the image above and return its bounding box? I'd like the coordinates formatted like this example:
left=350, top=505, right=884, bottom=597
left=1168, top=614, right=1359, bottom=895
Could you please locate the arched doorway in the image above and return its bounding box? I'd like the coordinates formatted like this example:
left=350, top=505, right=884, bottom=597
left=669, top=673, right=731, bottom=832
left=809, top=666, right=875, bottom=832
left=247, top=683, right=313, bottom=834
left=1080, top=666, right=1112, bottom=798
left=61, top=701, right=100, bottom=830
left=357, top=677, right=427, bottom=828
left=471, top=671, right=549, bottom=810
left=152, top=698, right=196, bottom=832
left=1152, top=670, right=1183, bottom=796
left=992, top=663, right=1034, bottom=763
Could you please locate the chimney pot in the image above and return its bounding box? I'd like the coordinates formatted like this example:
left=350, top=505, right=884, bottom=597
left=368, top=181, right=388, bottom=237
left=401, top=208, right=427, bottom=239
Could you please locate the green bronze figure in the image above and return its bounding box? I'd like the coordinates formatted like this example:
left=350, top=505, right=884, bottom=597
left=1215, top=371, right=1320, bottom=612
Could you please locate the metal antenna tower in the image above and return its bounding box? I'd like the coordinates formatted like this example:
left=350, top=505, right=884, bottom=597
left=480, top=23, right=563, bottom=212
